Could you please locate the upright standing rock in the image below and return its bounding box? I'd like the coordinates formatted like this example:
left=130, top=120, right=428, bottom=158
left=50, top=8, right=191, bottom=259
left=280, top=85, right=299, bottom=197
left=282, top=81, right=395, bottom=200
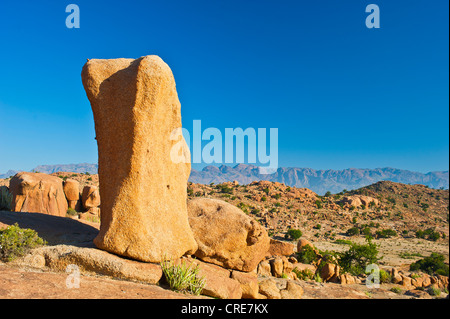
left=63, top=179, right=81, bottom=210
left=81, top=55, right=197, bottom=262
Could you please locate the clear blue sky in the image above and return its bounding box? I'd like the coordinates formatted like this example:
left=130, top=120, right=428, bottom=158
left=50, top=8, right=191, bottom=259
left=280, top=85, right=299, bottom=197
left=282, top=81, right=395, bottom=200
left=0, top=0, right=448, bottom=173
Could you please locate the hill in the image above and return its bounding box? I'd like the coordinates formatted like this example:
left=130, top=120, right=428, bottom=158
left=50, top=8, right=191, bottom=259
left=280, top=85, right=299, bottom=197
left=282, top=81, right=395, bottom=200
left=1, top=163, right=448, bottom=195
left=190, top=164, right=448, bottom=195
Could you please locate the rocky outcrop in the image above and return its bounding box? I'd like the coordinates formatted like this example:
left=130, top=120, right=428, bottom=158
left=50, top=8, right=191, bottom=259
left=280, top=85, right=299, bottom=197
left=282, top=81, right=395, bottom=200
left=81, top=55, right=197, bottom=262
left=187, top=198, right=270, bottom=272
left=9, top=172, right=68, bottom=217
left=267, top=239, right=295, bottom=256
left=63, top=179, right=81, bottom=211
left=81, top=185, right=100, bottom=216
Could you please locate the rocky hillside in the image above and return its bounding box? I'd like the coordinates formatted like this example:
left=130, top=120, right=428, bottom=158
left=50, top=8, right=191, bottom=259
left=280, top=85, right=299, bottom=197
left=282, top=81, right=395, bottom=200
left=187, top=180, right=449, bottom=244
left=1, top=173, right=448, bottom=299
left=190, top=164, right=449, bottom=195
left=2, top=164, right=448, bottom=195
left=2, top=172, right=448, bottom=243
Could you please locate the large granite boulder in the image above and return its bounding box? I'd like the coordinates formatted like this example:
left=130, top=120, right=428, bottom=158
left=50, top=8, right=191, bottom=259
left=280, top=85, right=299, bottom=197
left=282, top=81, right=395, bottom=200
left=81, top=55, right=197, bottom=262
left=187, top=198, right=270, bottom=272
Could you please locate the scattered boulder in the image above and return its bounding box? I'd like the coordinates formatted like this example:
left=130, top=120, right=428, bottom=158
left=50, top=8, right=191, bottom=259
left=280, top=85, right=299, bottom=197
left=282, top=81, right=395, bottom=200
left=63, top=179, right=81, bottom=211
left=400, top=275, right=413, bottom=288
left=82, top=55, right=197, bottom=263
left=340, top=196, right=363, bottom=208
left=340, top=273, right=356, bottom=285
left=187, top=198, right=270, bottom=272
left=9, top=172, right=68, bottom=217
left=267, top=239, right=295, bottom=256
left=81, top=185, right=100, bottom=210
left=269, top=257, right=284, bottom=278
left=358, top=195, right=379, bottom=207
left=258, top=278, right=281, bottom=299
left=257, top=259, right=272, bottom=277
left=280, top=281, right=304, bottom=299
left=291, top=262, right=316, bottom=274
left=231, top=270, right=259, bottom=299
left=391, top=268, right=402, bottom=284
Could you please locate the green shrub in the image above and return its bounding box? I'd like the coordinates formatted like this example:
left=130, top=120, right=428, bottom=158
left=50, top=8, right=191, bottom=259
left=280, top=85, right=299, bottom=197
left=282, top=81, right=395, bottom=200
left=390, top=287, right=402, bottom=294
left=375, top=229, right=397, bottom=238
left=379, top=269, right=392, bottom=283
left=337, top=237, right=380, bottom=276
left=296, top=245, right=320, bottom=265
left=362, top=228, right=373, bottom=238
left=292, top=268, right=315, bottom=281
left=346, top=227, right=360, bottom=236
left=160, top=259, right=206, bottom=295
left=427, top=287, right=441, bottom=297
left=315, top=200, right=322, bottom=209
left=313, top=224, right=321, bottom=230
left=285, top=229, right=302, bottom=241
left=66, top=208, right=78, bottom=217
left=0, top=223, right=46, bottom=261
left=428, top=231, right=440, bottom=242
left=416, top=228, right=441, bottom=241
left=334, top=239, right=353, bottom=245
left=409, top=253, right=449, bottom=276
left=272, top=194, right=281, bottom=200
left=217, top=184, right=233, bottom=194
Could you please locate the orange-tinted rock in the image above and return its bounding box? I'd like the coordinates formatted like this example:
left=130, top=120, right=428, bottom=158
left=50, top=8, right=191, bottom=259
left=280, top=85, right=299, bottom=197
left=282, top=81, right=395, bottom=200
left=9, top=172, right=68, bottom=217
left=82, top=56, right=197, bottom=262
left=187, top=198, right=270, bottom=272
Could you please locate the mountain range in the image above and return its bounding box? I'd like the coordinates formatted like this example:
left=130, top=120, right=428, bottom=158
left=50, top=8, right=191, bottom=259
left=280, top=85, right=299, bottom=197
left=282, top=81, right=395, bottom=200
left=1, top=163, right=448, bottom=195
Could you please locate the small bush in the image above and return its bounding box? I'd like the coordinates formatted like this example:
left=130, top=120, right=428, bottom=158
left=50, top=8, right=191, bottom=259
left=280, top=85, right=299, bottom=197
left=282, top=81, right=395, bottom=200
left=285, top=229, right=302, bottom=241
left=375, top=229, right=397, bottom=238
left=217, top=184, right=233, bottom=194
left=315, top=200, right=322, bottom=209
left=292, top=268, right=315, bottom=281
left=346, top=227, right=360, bottom=236
left=0, top=223, right=46, bottom=261
left=334, top=239, right=353, bottom=245
left=337, top=237, right=380, bottom=276
left=427, top=287, right=441, bottom=297
left=416, top=228, right=441, bottom=241
left=409, top=253, right=449, bottom=276
left=379, top=269, right=392, bottom=283
left=66, top=208, right=78, bottom=217
left=160, top=259, right=206, bottom=295
left=390, top=287, right=402, bottom=294
left=272, top=194, right=281, bottom=200
left=296, top=245, right=320, bottom=265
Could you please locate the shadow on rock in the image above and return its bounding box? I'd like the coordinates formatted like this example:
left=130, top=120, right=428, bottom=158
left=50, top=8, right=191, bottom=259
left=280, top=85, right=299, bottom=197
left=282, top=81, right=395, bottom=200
left=0, top=210, right=99, bottom=247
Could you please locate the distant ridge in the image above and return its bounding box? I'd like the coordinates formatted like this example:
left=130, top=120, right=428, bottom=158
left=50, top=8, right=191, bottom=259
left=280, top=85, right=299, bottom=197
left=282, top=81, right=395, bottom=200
left=1, top=163, right=448, bottom=195
left=190, top=164, right=449, bottom=195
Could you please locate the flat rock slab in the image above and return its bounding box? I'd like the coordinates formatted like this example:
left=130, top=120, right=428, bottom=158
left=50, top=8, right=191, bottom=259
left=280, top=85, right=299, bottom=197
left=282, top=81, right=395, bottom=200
left=24, top=245, right=163, bottom=285
left=0, top=210, right=99, bottom=247
left=0, top=263, right=207, bottom=299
